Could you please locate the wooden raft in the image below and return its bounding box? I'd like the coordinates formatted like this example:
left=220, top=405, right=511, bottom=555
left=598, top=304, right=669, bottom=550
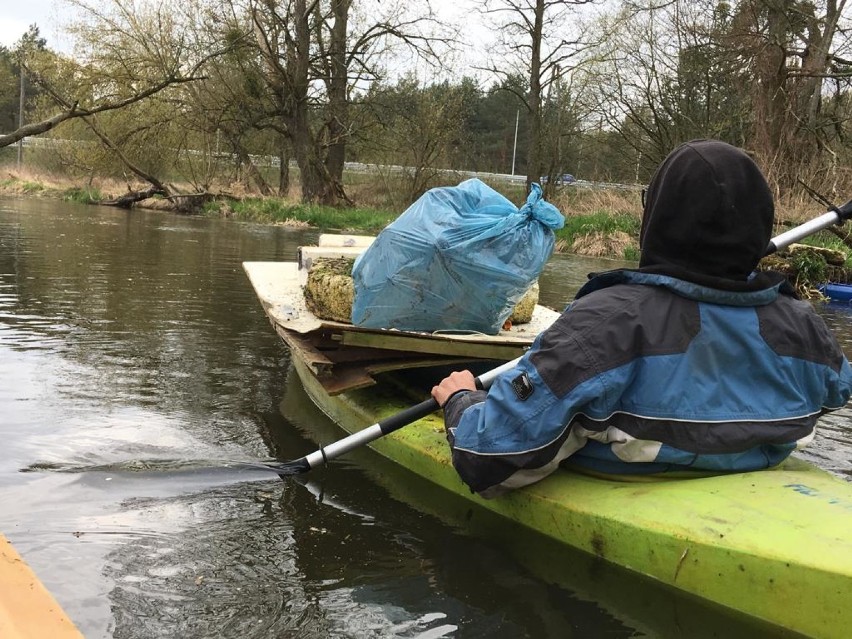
left=243, top=261, right=559, bottom=395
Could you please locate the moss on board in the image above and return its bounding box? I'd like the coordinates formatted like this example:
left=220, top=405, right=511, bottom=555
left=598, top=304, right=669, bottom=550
left=759, top=243, right=852, bottom=298
left=303, top=257, right=356, bottom=323
left=303, top=256, right=539, bottom=326
left=508, top=281, right=539, bottom=324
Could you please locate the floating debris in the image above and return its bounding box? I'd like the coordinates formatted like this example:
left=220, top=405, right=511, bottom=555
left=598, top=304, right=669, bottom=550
left=303, top=257, right=356, bottom=323
left=303, top=256, right=537, bottom=325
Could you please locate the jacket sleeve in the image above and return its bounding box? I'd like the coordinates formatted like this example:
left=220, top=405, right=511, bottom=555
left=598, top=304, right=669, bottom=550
left=441, top=321, right=607, bottom=498
left=824, top=354, right=852, bottom=410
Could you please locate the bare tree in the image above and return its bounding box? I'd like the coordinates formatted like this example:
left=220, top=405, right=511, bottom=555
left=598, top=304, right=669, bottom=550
left=7, top=0, right=240, bottom=210
left=0, top=68, right=202, bottom=150
left=247, top=0, right=448, bottom=205
left=585, top=0, right=852, bottom=191
left=478, top=0, right=600, bottom=190
left=581, top=1, right=784, bottom=183
left=363, top=76, right=473, bottom=202
left=725, top=0, right=852, bottom=189
left=2, top=1, right=228, bottom=152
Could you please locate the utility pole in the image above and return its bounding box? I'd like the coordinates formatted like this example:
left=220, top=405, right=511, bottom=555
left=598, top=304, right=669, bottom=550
left=511, top=109, right=519, bottom=176
left=17, top=66, right=25, bottom=168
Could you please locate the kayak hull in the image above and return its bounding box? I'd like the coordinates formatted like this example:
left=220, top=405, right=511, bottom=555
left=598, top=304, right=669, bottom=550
left=292, top=355, right=852, bottom=639
left=820, top=282, right=852, bottom=301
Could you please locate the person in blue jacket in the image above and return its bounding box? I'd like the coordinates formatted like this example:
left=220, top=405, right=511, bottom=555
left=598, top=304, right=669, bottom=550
left=431, top=139, right=852, bottom=498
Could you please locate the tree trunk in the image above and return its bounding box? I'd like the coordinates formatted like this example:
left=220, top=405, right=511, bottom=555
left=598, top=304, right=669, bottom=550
left=101, top=186, right=166, bottom=208
left=796, top=0, right=845, bottom=130
left=287, top=0, right=339, bottom=205
left=80, top=114, right=171, bottom=196
left=525, top=0, right=545, bottom=190
left=278, top=138, right=290, bottom=196
left=233, top=142, right=272, bottom=195
left=325, top=0, right=350, bottom=194
left=751, top=0, right=790, bottom=168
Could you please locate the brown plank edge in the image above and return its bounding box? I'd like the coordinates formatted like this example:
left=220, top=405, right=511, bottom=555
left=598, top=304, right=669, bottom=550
left=272, top=323, right=484, bottom=395
left=340, top=329, right=527, bottom=360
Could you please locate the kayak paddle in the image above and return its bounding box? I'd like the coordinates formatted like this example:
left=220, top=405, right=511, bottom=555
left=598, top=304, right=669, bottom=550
left=766, top=197, right=852, bottom=254
left=267, top=356, right=522, bottom=475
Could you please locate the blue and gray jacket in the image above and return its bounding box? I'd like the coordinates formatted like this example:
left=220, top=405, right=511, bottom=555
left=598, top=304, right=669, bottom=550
left=443, top=270, right=852, bottom=498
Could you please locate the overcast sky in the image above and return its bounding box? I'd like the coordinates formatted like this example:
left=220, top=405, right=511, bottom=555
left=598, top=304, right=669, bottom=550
left=0, top=0, right=484, bottom=53
left=0, top=0, right=527, bottom=86
left=0, top=0, right=67, bottom=49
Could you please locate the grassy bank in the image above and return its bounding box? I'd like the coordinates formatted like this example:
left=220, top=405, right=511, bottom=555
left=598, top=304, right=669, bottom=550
left=202, top=180, right=646, bottom=260
left=0, top=167, right=106, bottom=204
left=211, top=197, right=400, bottom=232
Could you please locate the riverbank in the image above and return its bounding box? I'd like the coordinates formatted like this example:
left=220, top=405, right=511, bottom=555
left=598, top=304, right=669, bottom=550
left=3, top=165, right=851, bottom=294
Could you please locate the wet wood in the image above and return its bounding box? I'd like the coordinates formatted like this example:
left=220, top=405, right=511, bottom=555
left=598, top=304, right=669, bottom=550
left=245, top=259, right=559, bottom=394
left=339, top=329, right=528, bottom=360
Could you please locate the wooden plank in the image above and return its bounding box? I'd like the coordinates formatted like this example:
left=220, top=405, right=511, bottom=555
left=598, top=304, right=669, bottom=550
left=301, top=357, right=448, bottom=396
left=315, top=356, right=476, bottom=395
left=340, top=329, right=528, bottom=360
left=273, top=325, right=335, bottom=377
left=272, top=323, right=475, bottom=394
left=318, top=234, right=375, bottom=248
left=314, top=365, right=378, bottom=395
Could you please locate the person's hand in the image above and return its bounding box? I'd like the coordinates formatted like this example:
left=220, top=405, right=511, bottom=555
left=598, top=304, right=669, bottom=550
left=431, top=370, right=476, bottom=407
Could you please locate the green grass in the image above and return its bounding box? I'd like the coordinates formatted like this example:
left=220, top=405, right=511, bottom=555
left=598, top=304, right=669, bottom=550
left=557, top=211, right=641, bottom=238
left=554, top=211, right=641, bottom=246
left=215, top=197, right=398, bottom=232
left=796, top=232, right=852, bottom=267
left=20, top=181, right=44, bottom=193
left=789, top=248, right=828, bottom=283
left=623, top=245, right=641, bottom=261
left=63, top=186, right=103, bottom=204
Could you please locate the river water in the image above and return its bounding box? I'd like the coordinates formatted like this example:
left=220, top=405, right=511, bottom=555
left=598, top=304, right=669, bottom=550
left=1, top=196, right=850, bottom=638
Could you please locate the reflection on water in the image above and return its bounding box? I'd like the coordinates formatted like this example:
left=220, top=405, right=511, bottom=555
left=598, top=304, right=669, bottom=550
left=0, top=195, right=848, bottom=637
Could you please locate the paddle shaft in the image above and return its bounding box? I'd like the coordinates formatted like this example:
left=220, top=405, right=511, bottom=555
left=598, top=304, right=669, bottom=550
left=766, top=197, right=852, bottom=254
left=298, top=356, right=522, bottom=471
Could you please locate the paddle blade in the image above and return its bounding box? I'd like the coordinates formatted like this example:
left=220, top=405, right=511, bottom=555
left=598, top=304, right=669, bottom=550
left=264, top=458, right=312, bottom=476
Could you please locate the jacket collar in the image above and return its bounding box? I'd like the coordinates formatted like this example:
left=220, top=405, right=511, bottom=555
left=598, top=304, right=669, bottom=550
left=576, top=268, right=794, bottom=307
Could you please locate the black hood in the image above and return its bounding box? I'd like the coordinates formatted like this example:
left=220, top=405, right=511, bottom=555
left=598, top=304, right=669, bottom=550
left=639, top=140, right=776, bottom=288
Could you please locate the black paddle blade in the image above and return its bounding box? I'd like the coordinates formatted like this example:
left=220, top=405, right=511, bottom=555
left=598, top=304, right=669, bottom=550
left=232, top=458, right=313, bottom=476
left=264, top=458, right=312, bottom=476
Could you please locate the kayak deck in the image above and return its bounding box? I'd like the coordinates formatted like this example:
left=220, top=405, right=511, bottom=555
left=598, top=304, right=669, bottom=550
left=0, top=534, right=83, bottom=639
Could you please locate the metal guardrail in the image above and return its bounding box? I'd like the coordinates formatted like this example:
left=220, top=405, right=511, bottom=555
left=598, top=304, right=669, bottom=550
left=12, top=136, right=641, bottom=191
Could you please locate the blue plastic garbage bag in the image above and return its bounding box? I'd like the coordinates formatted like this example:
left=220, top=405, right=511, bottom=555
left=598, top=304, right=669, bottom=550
left=351, top=178, right=564, bottom=334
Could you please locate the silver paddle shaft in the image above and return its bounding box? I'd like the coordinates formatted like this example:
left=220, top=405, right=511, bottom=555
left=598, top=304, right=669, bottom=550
left=302, top=355, right=524, bottom=469
left=767, top=198, right=852, bottom=254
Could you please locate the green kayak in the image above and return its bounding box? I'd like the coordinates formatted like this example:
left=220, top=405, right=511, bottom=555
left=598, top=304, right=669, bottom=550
left=291, top=355, right=851, bottom=639
left=245, top=258, right=852, bottom=638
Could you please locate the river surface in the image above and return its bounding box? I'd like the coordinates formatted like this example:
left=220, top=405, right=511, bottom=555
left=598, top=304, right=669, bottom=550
left=1, top=196, right=850, bottom=638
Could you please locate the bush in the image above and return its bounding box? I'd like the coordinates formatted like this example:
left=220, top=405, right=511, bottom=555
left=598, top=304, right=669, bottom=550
left=63, top=186, right=102, bottom=204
